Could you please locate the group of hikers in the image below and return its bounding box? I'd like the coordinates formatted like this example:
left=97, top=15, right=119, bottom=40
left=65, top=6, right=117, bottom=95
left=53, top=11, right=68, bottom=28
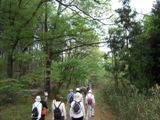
left=31, top=85, right=95, bottom=120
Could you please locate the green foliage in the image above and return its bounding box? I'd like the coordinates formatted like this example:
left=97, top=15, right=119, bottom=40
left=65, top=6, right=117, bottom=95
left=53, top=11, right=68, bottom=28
left=104, top=80, right=160, bottom=120
left=0, top=0, right=110, bottom=106
left=0, top=79, right=25, bottom=105
left=147, top=0, right=160, bottom=84
left=51, top=49, right=105, bottom=87
left=20, top=67, right=45, bottom=88
left=126, top=22, right=152, bottom=89
left=106, top=0, right=159, bottom=89
left=0, top=99, right=32, bottom=120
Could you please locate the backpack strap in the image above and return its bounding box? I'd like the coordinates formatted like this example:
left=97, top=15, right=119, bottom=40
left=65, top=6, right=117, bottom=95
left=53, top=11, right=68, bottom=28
left=54, top=102, right=62, bottom=108
left=74, top=100, right=80, bottom=103
left=74, top=101, right=81, bottom=107
left=32, top=103, right=40, bottom=118
left=58, top=102, right=62, bottom=108
left=33, top=103, right=40, bottom=109
left=54, top=102, right=62, bottom=113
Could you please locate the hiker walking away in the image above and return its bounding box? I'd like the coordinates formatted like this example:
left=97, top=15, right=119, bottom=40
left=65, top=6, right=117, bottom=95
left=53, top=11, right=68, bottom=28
left=41, top=96, right=48, bottom=120
left=70, top=94, right=85, bottom=120
left=85, top=90, right=95, bottom=120
left=52, top=95, right=67, bottom=120
left=67, top=89, right=74, bottom=105
left=32, top=96, right=42, bottom=120
left=67, top=89, right=74, bottom=119
left=44, top=91, right=48, bottom=102
left=74, top=88, right=83, bottom=103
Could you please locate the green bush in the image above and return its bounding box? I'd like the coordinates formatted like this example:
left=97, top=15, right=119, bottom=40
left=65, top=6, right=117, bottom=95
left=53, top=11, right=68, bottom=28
left=0, top=79, right=25, bottom=105
left=20, top=67, right=45, bottom=88
left=104, top=80, right=160, bottom=120
left=0, top=100, right=32, bottom=120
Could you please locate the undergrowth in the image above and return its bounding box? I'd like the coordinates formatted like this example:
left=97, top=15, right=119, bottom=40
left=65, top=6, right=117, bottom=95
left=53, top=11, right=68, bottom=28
left=103, top=80, right=160, bottom=120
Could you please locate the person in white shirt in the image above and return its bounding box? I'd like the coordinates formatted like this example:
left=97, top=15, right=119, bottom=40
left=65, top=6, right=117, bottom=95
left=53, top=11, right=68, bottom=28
left=70, top=93, right=85, bottom=120
left=32, top=96, right=42, bottom=120
left=85, top=90, right=95, bottom=120
left=52, top=95, right=67, bottom=120
left=74, top=88, right=83, bottom=102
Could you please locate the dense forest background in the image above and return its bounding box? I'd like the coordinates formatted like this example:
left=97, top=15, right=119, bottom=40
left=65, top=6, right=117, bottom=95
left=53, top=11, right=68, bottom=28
left=0, top=0, right=160, bottom=119
left=0, top=0, right=110, bottom=103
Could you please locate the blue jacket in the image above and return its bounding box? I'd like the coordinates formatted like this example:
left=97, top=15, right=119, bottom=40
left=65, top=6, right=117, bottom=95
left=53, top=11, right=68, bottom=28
left=67, top=92, right=74, bottom=104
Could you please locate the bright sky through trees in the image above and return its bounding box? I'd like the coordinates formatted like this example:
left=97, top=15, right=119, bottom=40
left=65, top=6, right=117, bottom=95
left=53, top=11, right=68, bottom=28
left=99, top=0, right=154, bottom=53
left=112, top=0, right=154, bottom=14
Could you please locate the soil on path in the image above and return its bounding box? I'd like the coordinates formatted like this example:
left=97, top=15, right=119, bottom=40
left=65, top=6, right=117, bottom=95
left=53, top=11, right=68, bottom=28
left=45, top=101, right=115, bottom=120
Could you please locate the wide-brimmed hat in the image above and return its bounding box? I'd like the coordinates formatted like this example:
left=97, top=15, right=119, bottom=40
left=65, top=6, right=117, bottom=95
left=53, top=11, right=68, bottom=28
left=35, top=96, right=41, bottom=102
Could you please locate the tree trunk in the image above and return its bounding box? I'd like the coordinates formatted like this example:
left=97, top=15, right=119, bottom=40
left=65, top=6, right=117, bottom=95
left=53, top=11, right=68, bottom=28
left=44, top=0, right=63, bottom=94
left=44, top=2, right=51, bottom=94
left=112, top=52, right=118, bottom=90
left=45, top=56, right=51, bottom=93
left=7, top=54, right=13, bottom=78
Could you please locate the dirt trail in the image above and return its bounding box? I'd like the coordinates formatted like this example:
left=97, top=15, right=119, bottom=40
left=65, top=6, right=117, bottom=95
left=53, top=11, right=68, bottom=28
left=93, top=104, right=115, bottom=120
left=45, top=101, right=115, bottom=120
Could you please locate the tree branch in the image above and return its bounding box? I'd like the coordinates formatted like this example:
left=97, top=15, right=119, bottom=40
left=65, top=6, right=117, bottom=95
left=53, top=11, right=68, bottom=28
left=18, top=0, right=23, bottom=8
left=55, top=0, right=113, bottom=25
left=59, top=0, right=75, bottom=13
left=12, top=0, right=49, bottom=56
left=52, top=41, right=108, bottom=55
left=22, top=0, right=48, bottom=27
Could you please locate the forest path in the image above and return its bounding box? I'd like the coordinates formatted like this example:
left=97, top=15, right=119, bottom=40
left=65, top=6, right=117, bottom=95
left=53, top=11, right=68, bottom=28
left=45, top=95, right=115, bottom=120
left=45, top=102, right=115, bottom=120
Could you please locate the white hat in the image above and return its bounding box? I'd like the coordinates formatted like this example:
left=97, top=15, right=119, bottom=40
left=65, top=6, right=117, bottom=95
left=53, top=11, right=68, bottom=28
left=88, top=90, right=92, bottom=93
left=76, top=88, right=80, bottom=92
left=35, top=96, right=41, bottom=102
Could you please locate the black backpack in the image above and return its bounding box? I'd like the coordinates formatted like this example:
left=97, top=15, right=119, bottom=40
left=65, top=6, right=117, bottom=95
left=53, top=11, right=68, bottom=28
left=73, top=101, right=81, bottom=114
left=32, top=104, right=39, bottom=118
left=54, top=102, right=62, bottom=119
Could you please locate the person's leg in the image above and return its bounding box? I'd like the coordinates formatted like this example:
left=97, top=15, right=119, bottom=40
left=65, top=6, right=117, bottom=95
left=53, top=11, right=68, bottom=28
left=79, top=117, right=84, bottom=120
left=89, top=105, right=92, bottom=117
left=61, top=116, right=64, bottom=120
left=41, top=115, right=45, bottom=120
left=86, top=106, right=89, bottom=120
left=91, top=106, right=95, bottom=117
left=72, top=117, right=75, bottom=120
